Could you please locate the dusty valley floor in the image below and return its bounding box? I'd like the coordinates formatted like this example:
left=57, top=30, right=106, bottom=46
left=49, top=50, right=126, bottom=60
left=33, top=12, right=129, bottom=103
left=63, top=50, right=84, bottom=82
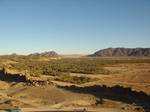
left=0, top=58, right=150, bottom=112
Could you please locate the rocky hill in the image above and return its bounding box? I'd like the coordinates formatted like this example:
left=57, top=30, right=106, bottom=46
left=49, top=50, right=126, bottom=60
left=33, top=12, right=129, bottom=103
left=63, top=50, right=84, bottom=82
left=29, top=51, right=58, bottom=57
left=90, top=48, right=150, bottom=57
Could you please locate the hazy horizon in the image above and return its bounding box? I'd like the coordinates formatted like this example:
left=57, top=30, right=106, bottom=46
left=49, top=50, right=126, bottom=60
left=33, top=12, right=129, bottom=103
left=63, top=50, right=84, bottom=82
left=1, top=47, right=150, bottom=56
left=0, top=0, right=150, bottom=54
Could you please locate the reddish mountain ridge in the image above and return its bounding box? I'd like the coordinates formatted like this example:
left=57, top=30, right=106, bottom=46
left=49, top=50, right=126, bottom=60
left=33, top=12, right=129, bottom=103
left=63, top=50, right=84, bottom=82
left=90, top=48, right=150, bottom=57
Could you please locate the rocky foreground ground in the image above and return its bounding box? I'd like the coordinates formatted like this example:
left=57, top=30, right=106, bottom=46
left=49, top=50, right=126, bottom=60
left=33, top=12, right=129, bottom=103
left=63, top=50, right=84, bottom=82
left=0, top=62, right=150, bottom=112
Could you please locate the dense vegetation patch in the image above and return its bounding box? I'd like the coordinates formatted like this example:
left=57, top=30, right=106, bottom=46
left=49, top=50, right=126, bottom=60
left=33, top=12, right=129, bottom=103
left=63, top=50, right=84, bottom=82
left=55, top=73, right=97, bottom=84
left=0, top=55, right=150, bottom=77
left=8, top=58, right=110, bottom=76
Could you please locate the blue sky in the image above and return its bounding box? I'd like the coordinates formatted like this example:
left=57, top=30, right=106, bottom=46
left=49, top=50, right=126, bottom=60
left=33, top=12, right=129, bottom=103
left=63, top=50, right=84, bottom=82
left=0, top=0, right=150, bottom=54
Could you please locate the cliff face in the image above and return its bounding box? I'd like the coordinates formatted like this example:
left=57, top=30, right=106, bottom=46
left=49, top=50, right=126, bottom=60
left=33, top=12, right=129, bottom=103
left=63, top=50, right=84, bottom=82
left=90, top=48, right=150, bottom=57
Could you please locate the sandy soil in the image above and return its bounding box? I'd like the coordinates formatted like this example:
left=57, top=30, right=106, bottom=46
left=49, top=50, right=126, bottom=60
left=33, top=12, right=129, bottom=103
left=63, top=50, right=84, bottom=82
left=0, top=63, right=150, bottom=112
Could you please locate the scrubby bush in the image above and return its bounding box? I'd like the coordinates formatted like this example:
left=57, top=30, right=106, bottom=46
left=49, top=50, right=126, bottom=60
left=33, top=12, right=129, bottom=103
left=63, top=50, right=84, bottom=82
left=5, top=56, right=150, bottom=77
left=55, top=73, right=97, bottom=84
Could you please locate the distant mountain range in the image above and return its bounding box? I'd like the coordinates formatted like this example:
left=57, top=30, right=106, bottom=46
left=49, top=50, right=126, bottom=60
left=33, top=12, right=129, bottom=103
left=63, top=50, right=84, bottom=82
left=89, top=48, right=150, bottom=57
left=29, top=51, right=58, bottom=57
left=1, top=48, right=150, bottom=57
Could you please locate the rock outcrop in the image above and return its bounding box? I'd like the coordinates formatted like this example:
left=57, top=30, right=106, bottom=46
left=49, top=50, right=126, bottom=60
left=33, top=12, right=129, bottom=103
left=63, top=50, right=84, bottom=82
left=0, top=68, right=52, bottom=86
